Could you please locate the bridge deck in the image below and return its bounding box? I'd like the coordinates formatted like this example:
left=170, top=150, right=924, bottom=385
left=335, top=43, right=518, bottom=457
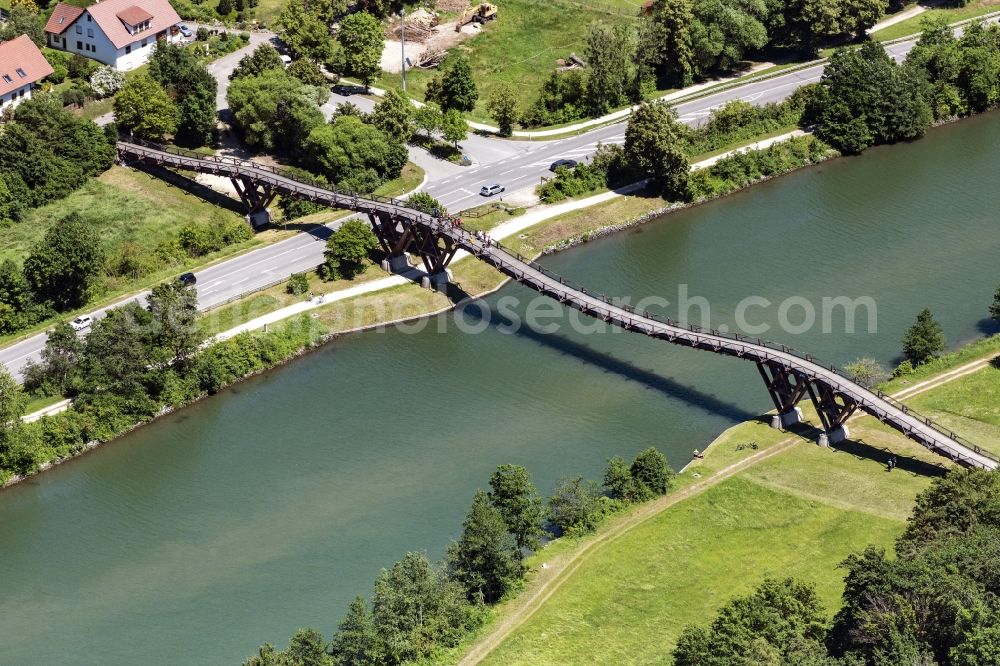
left=117, top=141, right=999, bottom=471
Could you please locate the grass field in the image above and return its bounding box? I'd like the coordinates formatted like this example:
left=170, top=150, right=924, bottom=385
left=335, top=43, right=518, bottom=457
left=463, top=348, right=1000, bottom=664
left=872, top=0, right=1000, bottom=41
left=378, top=0, right=643, bottom=124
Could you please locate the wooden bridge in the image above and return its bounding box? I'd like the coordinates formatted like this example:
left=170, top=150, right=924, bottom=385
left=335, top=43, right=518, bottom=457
left=117, top=140, right=999, bottom=470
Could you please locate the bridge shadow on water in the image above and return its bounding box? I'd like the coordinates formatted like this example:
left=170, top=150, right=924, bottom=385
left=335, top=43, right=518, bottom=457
left=450, top=294, right=760, bottom=423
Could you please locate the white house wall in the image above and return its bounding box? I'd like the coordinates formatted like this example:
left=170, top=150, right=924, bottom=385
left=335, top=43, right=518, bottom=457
left=48, top=16, right=180, bottom=71
left=0, top=84, right=33, bottom=111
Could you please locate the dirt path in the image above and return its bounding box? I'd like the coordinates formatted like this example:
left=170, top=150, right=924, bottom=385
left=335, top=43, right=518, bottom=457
left=459, top=351, right=998, bottom=665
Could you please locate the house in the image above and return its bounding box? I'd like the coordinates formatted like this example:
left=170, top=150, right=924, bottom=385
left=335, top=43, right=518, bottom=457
left=0, top=35, right=55, bottom=112
left=44, top=0, right=183, bottom=71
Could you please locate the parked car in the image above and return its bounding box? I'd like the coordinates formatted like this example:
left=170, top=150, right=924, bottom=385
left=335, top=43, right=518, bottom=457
left=280, top=54, right=292, bottom=67
left=480, top=184, right=505, bottom=197
left=333, top=83, right=367, bottom=96
left=549, top=159, right=578, bottom=172
left=178, top=272, right=197, bottom=287
left=178, top=24, right=192, bottom=38
left=70, top=315, right=93, bottom=331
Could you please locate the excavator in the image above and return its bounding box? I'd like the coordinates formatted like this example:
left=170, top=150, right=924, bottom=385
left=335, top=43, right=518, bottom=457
left=455, top=2, right=497, bottom=30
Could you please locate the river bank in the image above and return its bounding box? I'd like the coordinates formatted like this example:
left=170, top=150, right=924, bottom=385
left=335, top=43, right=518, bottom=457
left=451, top=335, right=1000, bottom=665
left=2, top=106, right=999, bottom=665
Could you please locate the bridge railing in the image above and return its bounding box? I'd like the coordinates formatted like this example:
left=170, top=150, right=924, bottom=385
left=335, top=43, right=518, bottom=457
left=120, top=139, right=422, bottom=213
left=121, top=141, right=998, bottom=467
left=461, top=232, right=999, bottom=466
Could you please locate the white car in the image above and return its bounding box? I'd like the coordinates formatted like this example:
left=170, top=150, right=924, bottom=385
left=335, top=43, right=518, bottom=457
left=70, top=315, right=93, bottom=331
left=480, top=184, right=505, bottom=197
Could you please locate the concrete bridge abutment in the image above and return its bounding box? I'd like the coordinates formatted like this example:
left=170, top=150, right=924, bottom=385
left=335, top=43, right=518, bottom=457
left=770, top=406, right=803, bottom=430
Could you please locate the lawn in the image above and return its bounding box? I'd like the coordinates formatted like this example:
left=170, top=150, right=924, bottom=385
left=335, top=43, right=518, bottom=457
left=872, top=0, right=1000, bottom=41
left=905, top=363, right=1000, bottom=456
left=480, top=471, right=914, bottom=665
left=0, top=166, right=294, bottom=347
left=378, top=0, right=643, bottom=124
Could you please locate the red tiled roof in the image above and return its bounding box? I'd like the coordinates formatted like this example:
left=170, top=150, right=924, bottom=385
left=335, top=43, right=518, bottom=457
left=86, top=0, right=181, bottom=49
left=116, top=5, right=154, bottom=26
left=0, top=35, right=55, bottom=97
left=44, top=3, right=86, bottom=35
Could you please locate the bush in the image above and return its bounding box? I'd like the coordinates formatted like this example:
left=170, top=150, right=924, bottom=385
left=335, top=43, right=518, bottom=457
left=197, top=27, right=210, bottom=41
left=90, top=66, right=125, bottom=98
left=287, top=272, right=309, bottom=295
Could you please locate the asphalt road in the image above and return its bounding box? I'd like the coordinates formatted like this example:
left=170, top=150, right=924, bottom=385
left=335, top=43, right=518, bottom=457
left=3, top=21, right=995, bottom=380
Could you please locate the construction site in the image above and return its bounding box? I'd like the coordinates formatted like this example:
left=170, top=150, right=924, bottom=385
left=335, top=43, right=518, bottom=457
left=380, top=1, right=498, bottom=72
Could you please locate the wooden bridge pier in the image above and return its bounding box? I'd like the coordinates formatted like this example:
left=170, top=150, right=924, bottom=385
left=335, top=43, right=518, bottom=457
left=757, top=360, right=857, bottom=444
left=231, top=176, right=276, bottom=228
left=369, top=212, right=458, bottom=288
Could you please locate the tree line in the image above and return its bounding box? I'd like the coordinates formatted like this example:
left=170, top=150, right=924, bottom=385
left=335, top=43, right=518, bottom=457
left=542, top=19, right=1000, bottom=206
left=672, top=468, right=1000, bottom=665
left=0, top=285, right=325, bottom=482
left=242, top=448, right=676, bottom=665
left=807, top=19, right=1000, bottom=154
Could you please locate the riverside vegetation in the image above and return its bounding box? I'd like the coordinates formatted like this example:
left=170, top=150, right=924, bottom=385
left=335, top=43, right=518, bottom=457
left=240, top=450, right=677, bottom=665
left=540, top=20, right=1000, bottom=206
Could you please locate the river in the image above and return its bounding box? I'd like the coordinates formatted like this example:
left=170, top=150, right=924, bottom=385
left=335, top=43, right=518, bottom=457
left=1, top=113, right=999, bottom=664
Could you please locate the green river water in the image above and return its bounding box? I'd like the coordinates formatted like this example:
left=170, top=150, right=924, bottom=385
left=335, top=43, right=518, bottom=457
left=1, top=113, right=999, bottom=664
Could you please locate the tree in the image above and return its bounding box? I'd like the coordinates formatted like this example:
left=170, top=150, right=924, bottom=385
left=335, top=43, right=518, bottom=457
left=278, top=0, right=335, bottom=63
left=952, top=625, right=1000, bottom=666
left=338, top=11, right=383, bottom=87
left=231, top=45, right=285, bottom=80
left=643, top=0, right=696, bottom=87
left=217, top=0, right=234, bottom=14
left=486, top=83, right=519, bottom=137
left=80, top=302, right=156, bottom=398
left=0, top=6, right=46, bottom=47
left=0, top=367, right=27, bottom=428
left=147, top=43, right=219, bottom=148
left=449, top=490, right=524, bottom=603
left=147, top=280, right=202, bottom=363
left=287, top=59, right=327, bottom=86
left=23, top=322, right=84, bottom=396
left=488, top=464, right=545, bottom=551
left=548, top=476, right=603, bottom=534
left=371, top=89, right=413, bottom=141
left=624, top=101, right=690, bottom=199
left=329, top=597, right=382, bottom=666
left=23, top=213, right=104, bottom=311
left=114, top=72, right=180, bottom=141
left=438, top=57, right=478, bottom=113
left=0, top=259, right=32, bottom=335
left=414, top=103, right=443, bottom=139
left=286, top=628, right=332, bottom=666
left=990, top=286, right=1000, bottom=320
left=89, top=66, right=125, bottom=98
left=371, top=551, right=473, bottom=664
left=584, top=22, right=638, bottom=115
left=603, top=456, right=642, bottom=502
left=441, top=108, right=467, bottom=148
left=404, top=192, right=445, bottom=216
left=630, top=446, right=674, bottom=495
left=689, top=0, right=769, bottom=77
left=843, top=357, right=889, bottom=388
left=673, top=578, right=829, bottom=666
left=902, top=308, right=945, bottom=365
left=321, top=219, right=379, bottom=280
left=303, top=116, right=407, bottom=191
left=228, top=69, right=326, bottom=154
